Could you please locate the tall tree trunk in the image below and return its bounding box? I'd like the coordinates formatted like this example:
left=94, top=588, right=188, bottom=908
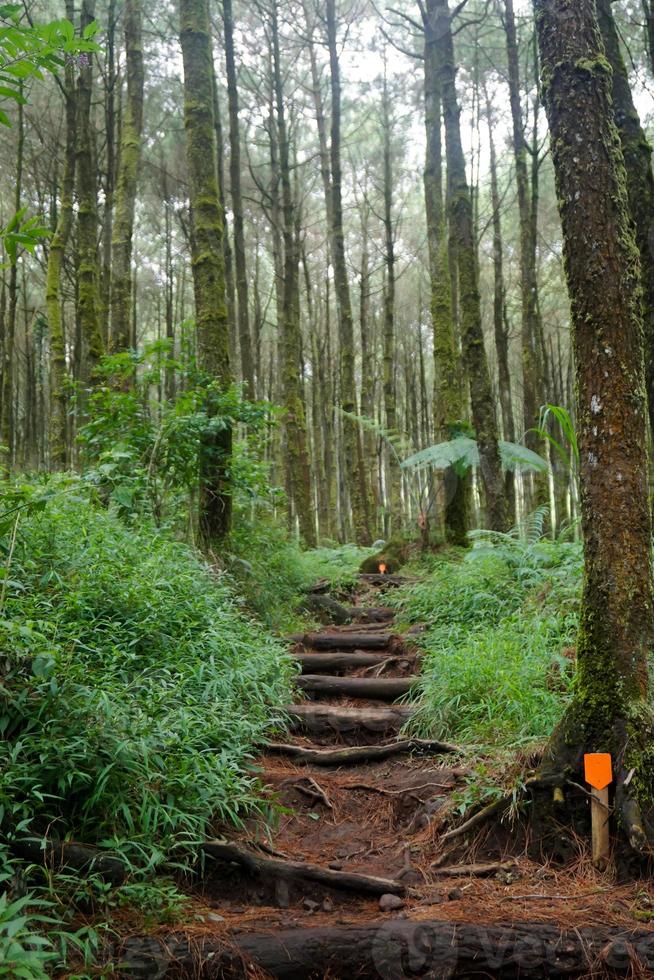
left=485, top=84, right=516, bottom=520
left=271, top=0, right=316, bottom=547
left=433, top=0, right=508, bottom=531
left=503, top=0, right=545, bottom=487
left=223, top=0, right=255, bottom=395
left=423, top=0, right=468, bottom=545
left=101, top=0, right=117, bottom=343
left=179, top=0, right=232, bottom=545
left=75, top=0, right=104, bottom=383
left=596, top=0, right=654, bottom=440
left=326, top=0, right=371, bottom=544
left=643, top=0, right=654, bottom=74
left=110, top=0, right=144, bottom=352
left=46, top=0, right=76, bottom=469
left=2, top=91, right=24, bottom=463
left=381, top=71, right=401, bottom=536
left=535, top=0, right=654, bottom=854
left=212, top=77, right=237, bottom=368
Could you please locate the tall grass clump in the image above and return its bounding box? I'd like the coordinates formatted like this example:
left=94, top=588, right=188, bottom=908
left=0, top=479, right=294, bottom=875
left=392, top=531, right=582, bottom=745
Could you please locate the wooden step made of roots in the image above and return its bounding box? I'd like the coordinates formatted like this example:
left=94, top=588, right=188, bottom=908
left=297, top=674, right=415, bottom=700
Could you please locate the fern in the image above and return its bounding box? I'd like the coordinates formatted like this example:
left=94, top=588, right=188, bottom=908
left=401, top=438, right=547, bottom=475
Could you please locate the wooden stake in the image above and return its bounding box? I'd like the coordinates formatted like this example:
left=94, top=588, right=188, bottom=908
left=590, top=785, right=610, bottom=870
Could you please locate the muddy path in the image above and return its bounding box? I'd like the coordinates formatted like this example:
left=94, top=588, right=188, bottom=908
left=119, top=577, right=654, bottom=979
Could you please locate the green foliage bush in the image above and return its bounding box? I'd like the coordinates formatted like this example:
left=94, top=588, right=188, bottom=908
left=0, top=478, right=294, bottom=874
left=392, top=535, right=582, bottom=745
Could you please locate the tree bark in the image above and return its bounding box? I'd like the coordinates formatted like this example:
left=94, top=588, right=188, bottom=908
left=535, top=0, right=654, bottom=853
left=110, top=0, right=144, bottom=353
left=179, top=0, right=232, bottom=545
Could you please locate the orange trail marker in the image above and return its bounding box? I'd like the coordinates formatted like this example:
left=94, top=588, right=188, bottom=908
left=584, top=754, right=612, bottom=869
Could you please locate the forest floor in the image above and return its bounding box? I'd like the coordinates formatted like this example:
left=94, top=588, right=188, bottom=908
left=114, top=574, right=654, bottom=979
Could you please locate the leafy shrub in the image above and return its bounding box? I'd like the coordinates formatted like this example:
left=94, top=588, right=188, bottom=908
left=392, top=535, right=582, bottom=745
left=0, top=478, right=294, bottom=873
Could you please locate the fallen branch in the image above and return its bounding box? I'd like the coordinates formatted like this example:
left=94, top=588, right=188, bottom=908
left=281, top=776, right=332, bottom=809
left=266, top=737, right=459, bottom=766
left=202, top=840, right=406, bottom=896
left=289, top=632, right=394, bottom=650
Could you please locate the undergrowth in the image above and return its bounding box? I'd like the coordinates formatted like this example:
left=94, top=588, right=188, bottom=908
left=0, top=477, right=295, bottom=974
left=392, top=527, right=582, bottom=746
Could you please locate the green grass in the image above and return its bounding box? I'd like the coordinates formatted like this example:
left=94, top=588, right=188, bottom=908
left=391, top=537, right=582, bottom=746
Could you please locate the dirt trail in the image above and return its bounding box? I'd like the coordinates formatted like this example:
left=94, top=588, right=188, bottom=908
left=119, top=577, right=654, bottom=978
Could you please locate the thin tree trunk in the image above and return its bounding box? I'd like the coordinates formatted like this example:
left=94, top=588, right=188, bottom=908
left=326, top=0, right=371, bottom=544
left=502, top=0, right=544, bottom=459
left=101, top=0, right=117, bottom=344
left=2, top=91, right=23, bottom=463
left=484, top=84, right=516, bottom=520
left=433, top=0, right=508, bottom=531
left=110, top=0, right=144, bottom=352
left=179, top=0, right=232, bottom=545
left=223, top=0, right=254, bottom=395
left=271, top=0, right=316, bottom=547
left=46, top=1, right=76, bottom=469
left=76, top=0, right=104, bottom=383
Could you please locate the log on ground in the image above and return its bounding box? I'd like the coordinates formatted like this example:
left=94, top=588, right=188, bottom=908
left=293, top=651, right=400, bottom=673
left=117, top=920, right=654, bottom=978
left=282, top=703, right=414, bottom=735
left=287, top=632, right=393, bottom=650
left=298, top=675, right=414, bottom=700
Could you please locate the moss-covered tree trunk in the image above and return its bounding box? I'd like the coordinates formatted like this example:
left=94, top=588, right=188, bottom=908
left=223, top=0, right=254, bottom=395
left=46, top=0, right=76, bottom=469
left=110, top=0, right=144, bottom=353
left=271, top=0, right=316, bottom=548
left=595, top=0, right=654, bottom=442
left=423, top=0, right=468, bottom=545
left=535, top=0, right=654, bottom=855
left=1, top=90, right=23, bottom=464
left=75, top=0, right=104, bottom=383
left=179, top=0, right=232, bottom=546
left=326, top=0, right=372, bottom=545
left=435, top=0, right=508, bottom=532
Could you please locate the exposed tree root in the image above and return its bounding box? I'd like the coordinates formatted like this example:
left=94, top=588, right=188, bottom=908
left=266, top=737, right=459, bottom=766
left=10, top=838, right=126, bottom=885
left=202, top=840, right=406, bottom=896
left=430, top=859, right=518, bottom=876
